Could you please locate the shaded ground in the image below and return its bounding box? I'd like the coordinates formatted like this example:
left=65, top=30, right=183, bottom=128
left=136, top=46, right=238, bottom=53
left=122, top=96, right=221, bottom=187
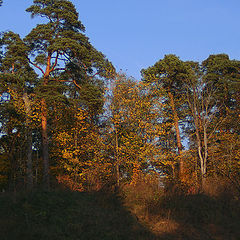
left=0, top=190, right=240, bottom=240
left=0, top=190, right=155, bottom=240
left=140, top=193, right=240, bottom=240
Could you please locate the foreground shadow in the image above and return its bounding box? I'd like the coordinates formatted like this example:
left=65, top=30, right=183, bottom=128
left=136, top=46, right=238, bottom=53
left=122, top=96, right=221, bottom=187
left=0, top=190, right=157, bottom=240
left=149, top=193, right=240, bottom=240
left=1, top=190, right=240, bottom=240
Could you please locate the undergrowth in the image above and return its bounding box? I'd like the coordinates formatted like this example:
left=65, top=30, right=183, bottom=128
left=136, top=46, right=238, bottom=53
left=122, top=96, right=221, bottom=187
left=1, top=178, right=240, bottom=240
left=122, top=179, right=240, bottom=240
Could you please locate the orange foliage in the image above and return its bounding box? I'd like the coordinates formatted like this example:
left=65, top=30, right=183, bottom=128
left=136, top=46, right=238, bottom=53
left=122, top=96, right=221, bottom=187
left=56, top=175, right=84, bottom=192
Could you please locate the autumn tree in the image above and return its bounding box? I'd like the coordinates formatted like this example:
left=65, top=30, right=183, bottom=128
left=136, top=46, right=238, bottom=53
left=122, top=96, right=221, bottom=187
left=106, top=73, right=164, bottom=186
left=50, top=104, right=113, bottom=191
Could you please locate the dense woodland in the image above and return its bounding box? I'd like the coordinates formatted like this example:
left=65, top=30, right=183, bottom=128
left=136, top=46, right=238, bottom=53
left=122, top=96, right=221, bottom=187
left=0, top=1, right=240, bottom=239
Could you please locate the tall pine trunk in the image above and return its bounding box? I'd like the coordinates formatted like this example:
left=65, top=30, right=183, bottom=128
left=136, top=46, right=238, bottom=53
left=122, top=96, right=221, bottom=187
left=168, top=91, right=183, bottom=178
left=26, top=128, right=33, bottom=190
left=23, top=93, right=33, bottom=190
left=41, top=56, right=51, bottom=190
left=41, top=98, right=49, bottom=189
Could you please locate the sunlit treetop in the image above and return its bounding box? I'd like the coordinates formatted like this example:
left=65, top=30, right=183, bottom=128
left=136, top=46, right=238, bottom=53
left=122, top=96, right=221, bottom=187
left=24, top=0, right=115, bottom=80
left=26, top=0, right=85, bottom=32
left=25, top=0, right=87, bottom=57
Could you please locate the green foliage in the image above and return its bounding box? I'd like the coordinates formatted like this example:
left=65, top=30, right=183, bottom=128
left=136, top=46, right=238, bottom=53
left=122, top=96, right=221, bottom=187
left=22, top=0, right=114, bottom=114
left=202, top=54, right=240, bottom=132
left=1, top=32, right=29, bottom=70
left=24, top=0, right=114, bottom=81
left=0, top=30, right=39, bottom=191
left=26, top=0, right=85, bottom=30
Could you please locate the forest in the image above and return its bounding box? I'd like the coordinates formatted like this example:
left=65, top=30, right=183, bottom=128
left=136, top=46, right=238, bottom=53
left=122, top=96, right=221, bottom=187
left=0, top=0, right=240, bottom=239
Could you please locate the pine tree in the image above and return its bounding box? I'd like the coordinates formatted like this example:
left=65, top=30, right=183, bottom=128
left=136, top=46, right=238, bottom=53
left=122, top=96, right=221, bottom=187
left=0, top=32, right=37, bottom=190
left=24, top=0, right=114, bottom=189
left=142, top=55, right=191, bottom=179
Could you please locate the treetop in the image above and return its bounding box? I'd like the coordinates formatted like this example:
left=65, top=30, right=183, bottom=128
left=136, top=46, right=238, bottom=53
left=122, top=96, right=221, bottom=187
left=26, top=0, right=85, bottom=32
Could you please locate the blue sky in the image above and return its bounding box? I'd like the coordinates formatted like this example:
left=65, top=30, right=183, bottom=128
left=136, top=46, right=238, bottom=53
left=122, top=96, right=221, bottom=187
left=1, top=0, right=240, bottom=79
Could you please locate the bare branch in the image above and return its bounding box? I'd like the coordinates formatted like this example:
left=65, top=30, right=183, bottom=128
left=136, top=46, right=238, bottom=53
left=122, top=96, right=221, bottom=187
left=208, top=117, right=226, bottom=140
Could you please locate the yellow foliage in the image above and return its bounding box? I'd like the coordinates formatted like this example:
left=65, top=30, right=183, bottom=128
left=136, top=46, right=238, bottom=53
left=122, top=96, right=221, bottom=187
left=52, top=108, right=112, bottom=191
left=108, top=73, right=175, bottom=184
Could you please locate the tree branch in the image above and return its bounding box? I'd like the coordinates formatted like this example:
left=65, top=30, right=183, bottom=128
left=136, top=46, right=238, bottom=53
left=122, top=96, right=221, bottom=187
left=50, top=51, right=59, bottom=73
left=73, top=79, right=82, bottom=90
left=28, top=58, right=45, bottom=75
left=51, top=68, right=66, bottom=72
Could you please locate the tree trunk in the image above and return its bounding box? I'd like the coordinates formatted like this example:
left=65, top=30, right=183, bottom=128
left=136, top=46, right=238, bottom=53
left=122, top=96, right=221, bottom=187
left=202, top=118, right=208, bottom=191
left=115, top=129, right=120, bottom=188
left=189, top=88, right=208, bottom=191
left=41, top=98, right=49, bottom=189
left=26, top=128, right=33, bottom=190
left=7, top=128, right=18, bottom=192
left=168, top=91, right=183, bottom=177
left=41, top=55, right=51, bottom=190
left=23, top=93, right=33, bottom=190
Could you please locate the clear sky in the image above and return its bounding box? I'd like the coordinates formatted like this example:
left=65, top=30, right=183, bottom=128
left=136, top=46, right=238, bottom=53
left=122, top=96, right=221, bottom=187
left=1, top=0, right=240, bottom=79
